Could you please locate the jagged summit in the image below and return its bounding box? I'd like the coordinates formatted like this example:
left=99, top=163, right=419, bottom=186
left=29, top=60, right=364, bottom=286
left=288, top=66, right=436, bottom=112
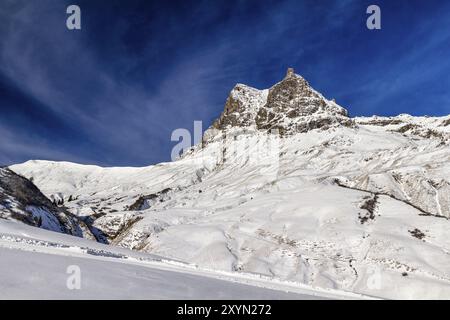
left=211, top=68, right=351, bottom=135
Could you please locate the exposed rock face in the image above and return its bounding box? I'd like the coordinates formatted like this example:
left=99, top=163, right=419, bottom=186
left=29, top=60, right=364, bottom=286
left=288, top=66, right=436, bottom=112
left=0, top=168, right=95, bottom=238
left=212, top=84, right=268, bottom=130
left=209, top=68, right=353, bottom=138
left=259, top=69, right=347, bottom=120
left=127, top=188, right=172, bottom=211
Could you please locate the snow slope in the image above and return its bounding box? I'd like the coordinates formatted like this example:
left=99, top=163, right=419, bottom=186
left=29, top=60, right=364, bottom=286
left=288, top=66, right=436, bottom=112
left=8, top=69, right=450, bottom=299
left=0, top=220, right=364, bottom=299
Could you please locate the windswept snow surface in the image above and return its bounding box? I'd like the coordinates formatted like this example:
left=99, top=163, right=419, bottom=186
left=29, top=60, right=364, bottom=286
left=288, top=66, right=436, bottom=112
left=0, top=220, right=364, bottom=299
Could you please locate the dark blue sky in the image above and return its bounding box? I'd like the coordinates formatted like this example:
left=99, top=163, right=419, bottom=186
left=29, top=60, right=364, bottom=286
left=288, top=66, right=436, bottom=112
left=1, top=0, right=449, bottom=166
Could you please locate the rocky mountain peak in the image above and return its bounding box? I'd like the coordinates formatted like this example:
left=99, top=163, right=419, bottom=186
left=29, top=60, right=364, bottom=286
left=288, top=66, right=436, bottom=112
left=210, top=68, right=352, bottom=136
left=0, top=167, right=95, bottom=239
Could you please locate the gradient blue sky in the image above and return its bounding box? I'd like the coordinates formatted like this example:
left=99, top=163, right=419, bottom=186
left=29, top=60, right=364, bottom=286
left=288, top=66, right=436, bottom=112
left=0, top=0, right=449, bottom=166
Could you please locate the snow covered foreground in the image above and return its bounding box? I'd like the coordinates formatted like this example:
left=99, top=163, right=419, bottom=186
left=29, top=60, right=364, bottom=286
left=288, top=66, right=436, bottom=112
left=0, top=220, right=364, bottom=299
left=4, top=70, right=450, bottom=299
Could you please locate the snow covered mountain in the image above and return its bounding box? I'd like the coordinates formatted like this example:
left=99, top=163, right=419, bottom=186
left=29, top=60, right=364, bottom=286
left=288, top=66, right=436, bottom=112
left=6, top=69, right=450, bottom=299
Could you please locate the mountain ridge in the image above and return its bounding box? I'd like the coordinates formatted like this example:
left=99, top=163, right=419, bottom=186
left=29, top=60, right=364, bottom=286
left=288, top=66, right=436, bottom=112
left=206, top=69, right=449, bottom=143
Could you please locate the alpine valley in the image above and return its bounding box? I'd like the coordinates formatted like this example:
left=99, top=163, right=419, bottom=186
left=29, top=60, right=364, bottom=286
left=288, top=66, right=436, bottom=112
left=2, top=69, right=450, bottom=299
